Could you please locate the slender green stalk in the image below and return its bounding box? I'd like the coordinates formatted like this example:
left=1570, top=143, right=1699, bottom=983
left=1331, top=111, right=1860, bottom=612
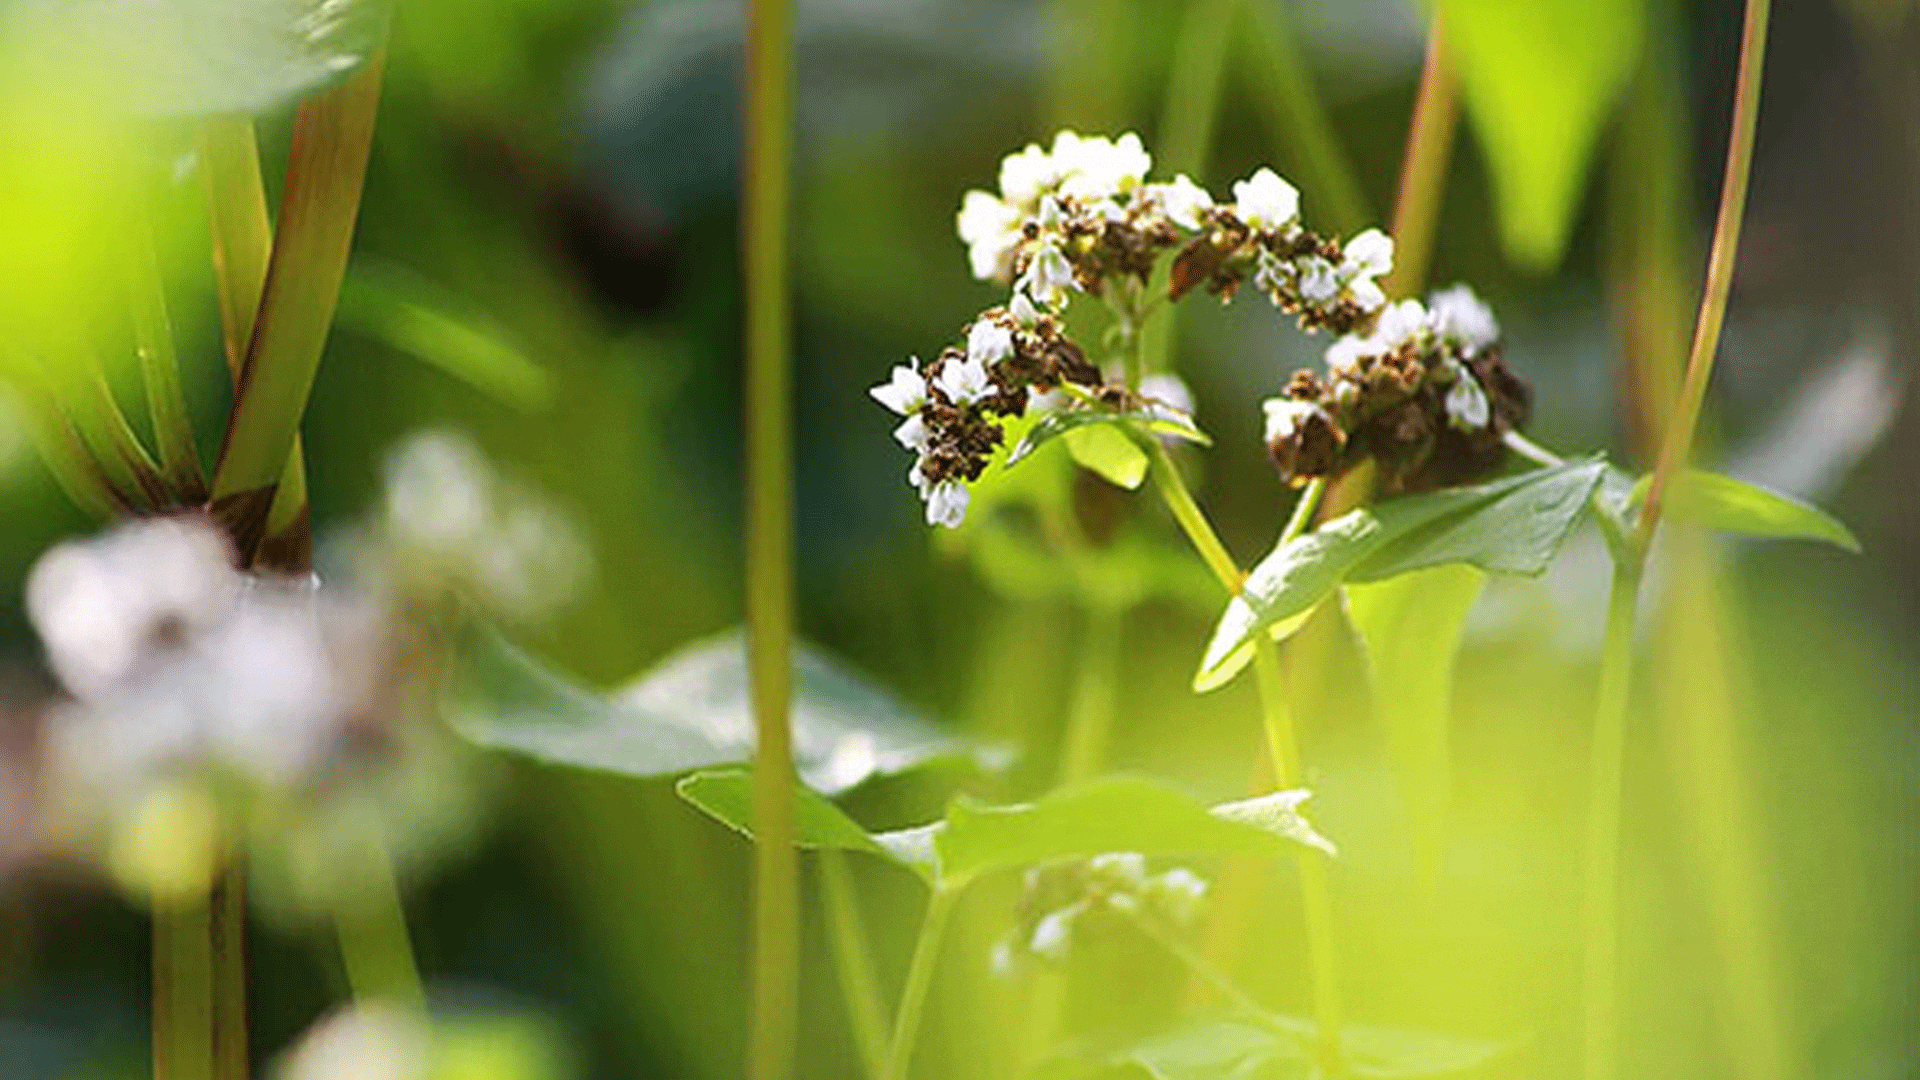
left=198, top=117, right=312, bottom=561
left=1145, top=439, right=1241, bottom=591
left=153, top=893, right=216, bottom=1080
left=1382, top=18, right=1459, bottom=299
left=209, top=46, right=388, bottom=538
left=58, top=356, right=167, bottom=509
left=334, top=821, right=425, bottom=1012
left=127, top=198, right=206, bottom=500
left=1636, top=0, right=1772, bottom=546
left=6, top=377, right=123, bottom=518
left=820, top=851, right=888, bottom=1080
left=742, top=0, right=799, bottom=1078
left=1056, top=605, right=1122, bottom=785
left=1581, top=561, right=1642, bottom=1080
left=1241, top=0, right=1370, bottom=237
left=208, top=862, right=247, bottom=1080
left=881, top=886, right=958, bottom=1080
left=1130, top=909, right=1274, bottom=1026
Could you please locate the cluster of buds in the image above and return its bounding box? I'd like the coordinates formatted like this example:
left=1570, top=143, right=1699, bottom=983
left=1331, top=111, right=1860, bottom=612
left=991, top=852, right=1209, bottom=975
left=1262, top=286, right=1531, bottom=493
left=870, top=298, right=1103, bottom=526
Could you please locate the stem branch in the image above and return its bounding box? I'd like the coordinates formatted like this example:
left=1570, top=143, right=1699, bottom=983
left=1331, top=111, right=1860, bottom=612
left=820, top=851, right=888, bottom=1080
left=1582, top=561, right=1643, bottom=1080
left=881, top=886, right=958, bottom=1080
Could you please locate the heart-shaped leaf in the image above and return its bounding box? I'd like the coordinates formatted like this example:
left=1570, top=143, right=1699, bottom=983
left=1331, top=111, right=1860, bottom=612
left=1633, top=469, right=1859, bottom=552
left=674, top=771, right=1333, bottom=892
left=446, top=626, right=987, bottom=795
left=1196, top=459, right=1604, bottom=692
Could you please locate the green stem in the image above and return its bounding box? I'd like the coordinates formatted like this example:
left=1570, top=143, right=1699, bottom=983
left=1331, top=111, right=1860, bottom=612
left=60, top=355, right=167, bottom=509
left=127, top=198, right=206, bottom=501
left=820, top=851, right=888, bottom=1080
left=209, top=861, right=247, bottom=1080
left=1241, top=0, right=1371, bottom=237
left=881, top=885, right=958, bottom=1080
left=209, top=45, right=387, bottom=533
left=153, top=893, right=216, bottom=1080
left=333, top=820, right=425, bottom=1013
left=743, top=0, right=799, bottom=1078
left=5, top=377, right=123, bottom=519
left=1145, top=439, right=1241, bottom=592
left=1582, top=560, right=1643, bottom=1080
left=1056, top=605, right=1123, bottom=786
left=1382, top=17, right=1459, bottom=299
left=1636, top=0, right=1771, bottom=546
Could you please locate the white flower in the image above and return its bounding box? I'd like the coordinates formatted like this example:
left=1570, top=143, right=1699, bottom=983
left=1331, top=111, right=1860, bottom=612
left=1089, top=851, right=1149, bottom=888
left=935, top=355, right=993, bottom=407
left=1008, top=292, right=1042, bottom=327
left=1445, top=368, right=1492, bottom=431
left=1052, top=131, right=1151, bottom=203
left=1348, top=276, right=1386, bottom=313
left=1263, top=398, right=1321, bottom=443
left=1297, top=255, right=1339, bottom=303
left=966, top=319, right=1015, bottom=368
left=1018, top=243, right=1078, bottom=309
left=1151, top=868, right=1209, bottom=924
left=1025, top=385, right=1068, bottom=415
left=1139, top=374, right=1195, bottom=423
left=957, top=190, right=1023, bottom=282
left=1231, top=167, right=1300, bottom=232
left=1324, top=335, right=1372, bottom=376
left=924, top=480, right=970, bottom=528
left=1340, top=228, right=1394, bottom=280
left=1150, top=174, right=1214, bottom=230
left=1375, top=299, right=1430, bottom=347
left=1029, top=904, right=1079, bottom=962
left=1251, top=248, right=1288, bottom=298
left=891, top=413, right=927, bottom=453
left=282, top=1005, right=428, bottom=1080
left=998, top=142, right=1059, bottom=208
left=869, top=358, right=927, bottom=415
left=26, top=516, right=239, bottom=702
left=384, top=431, right=494, bottom=554
left=907, top=458, right=930, bottom=495
left=1428, top=284, right=1500, bottom=356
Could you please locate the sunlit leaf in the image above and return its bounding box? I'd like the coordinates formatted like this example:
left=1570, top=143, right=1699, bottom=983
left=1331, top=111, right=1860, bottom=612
left=1343, top=565, right=1485, bottom=887
left=1438, top=0, right=1645, bottom=268
left=1195, top=460, right=1604, bottom=692
left=1064, top=426, right=1150, bottom=489
left=674, top=767, right=942, bottom=884
left=1632, top=469, right=1859, bottom=552
left=1099, top=1016, right=1509, bottom=1080
left=1010, top=404, right=1211, bottom=469
left=446, top=626, right=986, bottom=795
left=12, top=0, right=384, bottom=117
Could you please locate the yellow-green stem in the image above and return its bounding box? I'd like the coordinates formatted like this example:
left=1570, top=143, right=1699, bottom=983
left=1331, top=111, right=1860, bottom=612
left=820, top=851, right=888, bottom=1080
left=7, top=378, right=122, bottom=519
left=1056, top=605, right=1122, bottom=786
left=743, top=0, right=799, bottom=1078
left=333, top=821, right=425, bottom=1013
left=1582, top=560, right=1643, bottom=1080
left=881, top=886, right=958, bottom=1080
left=153, top=892, right=215, bottom=1080
left=1382, top=18, right=1458, bottom=299
left=1145, top=440, right=1241, bottom=592
left=1636, top=0, right=1771, bottom=546
left=209, top=862, right=247, bottom=1080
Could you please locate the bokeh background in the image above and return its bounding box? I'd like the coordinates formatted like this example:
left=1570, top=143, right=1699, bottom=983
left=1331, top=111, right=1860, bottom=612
left=2, top=0, right=1917, bottom=1076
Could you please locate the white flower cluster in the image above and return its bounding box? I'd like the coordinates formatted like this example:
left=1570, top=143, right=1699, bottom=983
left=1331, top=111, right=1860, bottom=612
left=991, top=852, right=1210, bottom=975
left=1230, top=168, right=1393, bottom=318
left=1315, top=285, right=1501, bottom=433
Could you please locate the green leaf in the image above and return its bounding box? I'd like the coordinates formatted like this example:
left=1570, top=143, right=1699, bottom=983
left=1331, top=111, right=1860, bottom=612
left=446, top=626, right=987, bottom=795
left=1343, top=565, right=1484, bottom=886
left=1194, top=459, right=1604, bottom=692
left=338, top=264, right=553, bottom=411
left=673, top=767, right=942, bottom=883
left=935, top=776, right=1332, bottom=886
left=18, top=0, right=385, bottom=117
left=1012, top=403, right=1210, bottom=491
left=1632, top=469, right=1859, bottom=552
left=1438, top=0, right=1645, bottom=269
left=1102, top=1017, right=1509, bottom=1080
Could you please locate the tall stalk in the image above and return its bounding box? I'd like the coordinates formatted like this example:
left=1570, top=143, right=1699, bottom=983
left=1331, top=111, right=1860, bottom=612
left=1582, top=2, right=1772, bottom=1078
left=742, top=0, right=799, bottom=1078
left=153, top=893, right=215, bottom=1080
left=1382, top=19, right=1458, bottom=299
left=820, top=851, right=888, bottom=1080
left=880, top=886, right=958, bottom=1080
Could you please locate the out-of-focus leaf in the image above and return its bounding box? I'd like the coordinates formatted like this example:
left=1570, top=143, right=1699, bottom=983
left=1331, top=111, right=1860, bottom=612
left=1010, top=405, right=1211, bottom=470
left=1343, top=565, right=1485, bottom=886
left=446, top=626, right=986, bottom=795
left=1100, top=1016, right=1508, bottom=1080
left=1063, top=426, right=1150, bottom=490
left=674, top=767, right=942, bottom=884
left=339, top=264, right=552, bottom=411
left=935, top=777, right=1332, bottom=886
left=1438, top=0, right=1644, bottom=268
left=1196, top=459, right=1603, bottom=692
left=10, top=0, right=383, bottom=117
left=1632, top=470, right=1860, bottom=552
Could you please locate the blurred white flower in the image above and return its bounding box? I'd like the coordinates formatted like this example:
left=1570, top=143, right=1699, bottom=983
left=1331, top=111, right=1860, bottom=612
left=1325, top=335, right=1369, bottom=377
left=1428, top=284, right=1500, bottom=357
left=1018, top=243, right=1078, bottom=310
left=997, top=142, right=1059, bottom=208
left=26, top=515, right=239, bottom=702
left=1375, top=298, right=1430, bottom=347
left=869, top=358, right=927, bottom=416
left=1008, top=292, right=1042, bottom=327
left=1297, top=256, right=1339, bottom=303
left=1150, top=867, right=1209, bottom=924
left=1139, top=374, right=1195, bottom=424
left=280, top=1005, right=429, bottom=1080
left=1263, top=398, right=1321, bottom=443
left=956, top=190, right=1024, bottom=282
left=384, top=432, right=494, bottom=556
left=924, top=480, right=970, bottom=529
left=966, top=319, right=1014, bottom=368
left=1088, top=851, right=1148, bottom=889
left=1341, top=228, right=1394, bottom=280
left=891, top=413, right=928, bottom=453
left=935, top=355, right=993, bottom=407
left=1053, top=131, right=1151, bottom=203
left=1231, top=168, right=1300, bottom=232
left=1149, top=174, right=1213, bottom=230
left=1029, top=904, right=1078, bottom=962
left=1445, top=368, right=1492, bottom=431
